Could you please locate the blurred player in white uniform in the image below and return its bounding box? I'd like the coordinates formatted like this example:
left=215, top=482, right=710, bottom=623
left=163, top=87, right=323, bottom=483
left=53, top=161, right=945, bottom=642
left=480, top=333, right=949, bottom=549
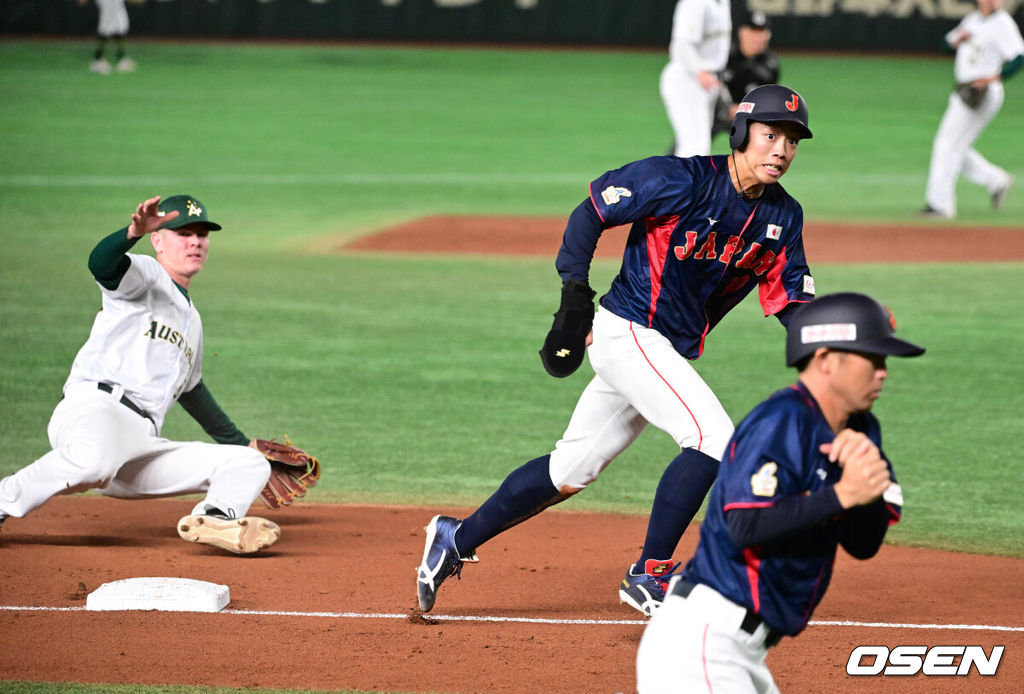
left=661, top=0, right=732, bottom=157
left=83, top=0, right=136, bottom=74
left=922, top=0, right=1024, bottom=218
left=0, top=195, right=279, bottom=554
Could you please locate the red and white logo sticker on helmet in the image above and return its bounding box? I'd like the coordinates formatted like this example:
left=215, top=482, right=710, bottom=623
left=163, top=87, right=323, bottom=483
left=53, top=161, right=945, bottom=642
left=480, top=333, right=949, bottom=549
left=785, top=94, right=800, bottom=111
left=801, top=323, right=857, bottom=344
left=736, top=102, right=755, bottom=114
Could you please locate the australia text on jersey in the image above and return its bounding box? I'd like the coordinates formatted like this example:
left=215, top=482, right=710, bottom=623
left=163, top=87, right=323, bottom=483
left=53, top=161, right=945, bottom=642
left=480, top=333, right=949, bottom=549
left=143, top=320, right=195, bottom=368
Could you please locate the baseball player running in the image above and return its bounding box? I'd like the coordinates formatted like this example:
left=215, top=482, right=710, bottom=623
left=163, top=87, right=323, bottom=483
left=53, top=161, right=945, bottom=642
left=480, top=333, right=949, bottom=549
left=418, top=85, right=817, bottom=615
left=0, top=195, right=279, bottom=554
left=636, top=292, right=925, bottom=693
left=922, top=0, right=1023, bottom=218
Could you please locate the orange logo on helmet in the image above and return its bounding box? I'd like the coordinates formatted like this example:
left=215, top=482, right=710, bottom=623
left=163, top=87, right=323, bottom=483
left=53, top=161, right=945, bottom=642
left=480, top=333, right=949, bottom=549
left=785, top=94, right=799, bottom=111
left=885, top=306, right=898, bottom=331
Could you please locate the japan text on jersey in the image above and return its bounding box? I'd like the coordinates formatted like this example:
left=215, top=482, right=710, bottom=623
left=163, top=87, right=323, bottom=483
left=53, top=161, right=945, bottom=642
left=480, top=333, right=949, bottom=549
left=590, top=156, right=814, bottom=358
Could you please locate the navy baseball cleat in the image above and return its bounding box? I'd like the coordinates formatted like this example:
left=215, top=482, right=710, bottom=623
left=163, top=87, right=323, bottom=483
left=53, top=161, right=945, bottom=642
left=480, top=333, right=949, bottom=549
left=619, top=559, right=682, bottom=617
left=416, top=514, right=478, bottom=612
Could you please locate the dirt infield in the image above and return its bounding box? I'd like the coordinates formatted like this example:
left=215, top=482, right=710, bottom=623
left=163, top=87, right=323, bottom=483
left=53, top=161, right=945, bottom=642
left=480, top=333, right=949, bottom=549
left=2, top=218, right=1022, bottom=693
left=342, top=215, right=1024, bottom=262
left=1, top=497, right=1022, bottom=693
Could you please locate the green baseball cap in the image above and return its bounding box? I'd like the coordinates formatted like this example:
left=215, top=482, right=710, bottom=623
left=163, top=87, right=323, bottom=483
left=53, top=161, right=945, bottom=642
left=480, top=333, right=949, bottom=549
left=157, top=194, right=222, bottom=231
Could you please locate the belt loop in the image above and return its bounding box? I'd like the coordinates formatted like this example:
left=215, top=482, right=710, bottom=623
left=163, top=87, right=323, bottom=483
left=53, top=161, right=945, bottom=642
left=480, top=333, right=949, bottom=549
left=97, top=382, right=154, bottom=425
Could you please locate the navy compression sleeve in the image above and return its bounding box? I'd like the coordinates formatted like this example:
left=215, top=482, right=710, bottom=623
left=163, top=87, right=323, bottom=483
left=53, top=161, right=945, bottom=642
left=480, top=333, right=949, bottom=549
left=838, top=498, right=891, bottom=559
left=726, top=487, right=844, bottom=547
left=555, top=197, right=605, bottom=282
left=773, top=302, right=802, bottom=329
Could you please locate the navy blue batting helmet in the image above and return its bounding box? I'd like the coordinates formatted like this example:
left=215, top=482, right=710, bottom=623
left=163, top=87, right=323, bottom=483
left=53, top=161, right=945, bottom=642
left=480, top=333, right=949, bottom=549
left=729, top=84, right=813, bottom=151
left=785, top=292, right=926, bottom=367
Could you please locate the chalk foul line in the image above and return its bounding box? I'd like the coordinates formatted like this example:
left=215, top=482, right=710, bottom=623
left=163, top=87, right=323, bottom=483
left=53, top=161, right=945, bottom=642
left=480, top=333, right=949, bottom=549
left=1, top=605, right=1021, bottom=632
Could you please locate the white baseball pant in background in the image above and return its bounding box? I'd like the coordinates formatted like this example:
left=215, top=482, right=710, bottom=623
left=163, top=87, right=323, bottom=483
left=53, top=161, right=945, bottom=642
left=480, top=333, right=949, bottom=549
left=925, top=82, right=1010, bottom=217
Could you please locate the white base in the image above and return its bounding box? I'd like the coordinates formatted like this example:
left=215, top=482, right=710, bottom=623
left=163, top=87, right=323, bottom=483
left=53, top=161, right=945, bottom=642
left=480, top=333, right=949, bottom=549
left=85, top=577, right=230, bottom=613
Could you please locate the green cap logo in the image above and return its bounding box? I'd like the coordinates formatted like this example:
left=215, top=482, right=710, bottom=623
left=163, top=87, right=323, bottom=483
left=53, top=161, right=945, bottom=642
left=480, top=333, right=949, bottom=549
left=157, top=194, right=222, bottom=231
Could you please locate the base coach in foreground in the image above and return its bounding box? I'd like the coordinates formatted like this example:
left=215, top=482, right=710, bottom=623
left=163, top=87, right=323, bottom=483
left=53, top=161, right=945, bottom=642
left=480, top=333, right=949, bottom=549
left=636, top=292, right=925, bottom=693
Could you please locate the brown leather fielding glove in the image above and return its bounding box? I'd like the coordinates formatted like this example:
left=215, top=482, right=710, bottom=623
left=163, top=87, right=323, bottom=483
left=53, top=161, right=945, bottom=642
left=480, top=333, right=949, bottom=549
left=956, top=82, right=987, bottom=109
left=250, top=436, right=322, bottom=510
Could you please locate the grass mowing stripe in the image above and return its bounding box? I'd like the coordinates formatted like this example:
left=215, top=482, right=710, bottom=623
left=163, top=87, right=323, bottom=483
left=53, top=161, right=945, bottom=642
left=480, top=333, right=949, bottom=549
left=1, top=41, right=1021, bottom=558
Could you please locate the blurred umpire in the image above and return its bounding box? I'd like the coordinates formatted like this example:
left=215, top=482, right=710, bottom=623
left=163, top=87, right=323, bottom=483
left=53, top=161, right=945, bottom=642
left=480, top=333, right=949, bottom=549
left=712, top=10, right=781, bottom=138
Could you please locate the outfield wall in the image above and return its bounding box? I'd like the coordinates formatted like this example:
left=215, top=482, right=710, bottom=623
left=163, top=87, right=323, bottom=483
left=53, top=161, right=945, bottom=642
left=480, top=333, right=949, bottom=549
left=2, top=0, right=1023, bottom=52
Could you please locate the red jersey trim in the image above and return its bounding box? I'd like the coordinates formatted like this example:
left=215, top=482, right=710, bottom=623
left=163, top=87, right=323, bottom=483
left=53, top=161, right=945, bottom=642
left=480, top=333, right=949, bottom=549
left=743, top=546, right=762, bottom=612
left=759, top=246, right=800, bottom=316
left=723, top=500, right=775, bottom=511
left=645, top=216, right=678, bottom=326
left=588, top=184, right=607, bottom=224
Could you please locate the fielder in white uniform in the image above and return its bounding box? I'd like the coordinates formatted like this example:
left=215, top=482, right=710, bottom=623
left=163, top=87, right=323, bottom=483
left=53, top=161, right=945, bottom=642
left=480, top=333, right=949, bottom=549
left=661, top=0, right=732, bottom=157
left=84, top=0, right=136, bottom=74
left=922, top=0, right=1024, bottom=218
left=0, top=195, right=279, bottom=554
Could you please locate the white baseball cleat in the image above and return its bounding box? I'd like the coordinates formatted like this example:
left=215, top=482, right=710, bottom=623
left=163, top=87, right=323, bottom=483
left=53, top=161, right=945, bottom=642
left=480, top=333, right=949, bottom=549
left=90, top=58, right=112, bottom=75
left=177, top=514, right=280, bottom=554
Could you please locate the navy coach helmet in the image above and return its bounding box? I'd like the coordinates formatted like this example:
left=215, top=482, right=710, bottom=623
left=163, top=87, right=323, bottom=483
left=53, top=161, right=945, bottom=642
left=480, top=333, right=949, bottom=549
left=785, top=292, right=926, bottom=367
left=730, top=84, right=813, bottom=151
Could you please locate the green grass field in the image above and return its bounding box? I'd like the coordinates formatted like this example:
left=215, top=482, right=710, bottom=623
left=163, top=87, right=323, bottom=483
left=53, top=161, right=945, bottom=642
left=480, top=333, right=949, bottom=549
left=1, top=36, right=1022, bottom=581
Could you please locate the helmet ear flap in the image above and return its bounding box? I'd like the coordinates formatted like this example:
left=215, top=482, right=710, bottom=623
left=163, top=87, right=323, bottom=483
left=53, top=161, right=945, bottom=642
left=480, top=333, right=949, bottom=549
left=729, top=116, right=748, bottom=151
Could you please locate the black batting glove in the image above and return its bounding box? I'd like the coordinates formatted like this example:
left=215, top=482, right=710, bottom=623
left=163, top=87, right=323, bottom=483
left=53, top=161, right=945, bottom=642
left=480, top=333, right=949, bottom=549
left=539, top=279, right=596, bottom=378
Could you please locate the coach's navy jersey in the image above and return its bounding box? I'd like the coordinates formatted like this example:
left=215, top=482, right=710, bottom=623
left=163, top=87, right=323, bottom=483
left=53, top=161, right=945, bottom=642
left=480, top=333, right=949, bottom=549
left=558, top=155, right=815, bottom=359
left=683, top=382, right=903, bottom=635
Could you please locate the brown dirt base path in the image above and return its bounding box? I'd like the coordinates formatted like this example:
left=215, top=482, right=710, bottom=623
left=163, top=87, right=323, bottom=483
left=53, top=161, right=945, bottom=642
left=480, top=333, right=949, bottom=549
left=342, top=215, right=1024, bottom=262
left=1, top=497, right=1021, bottom=693
left=3, top=218, right=1022, bottom=693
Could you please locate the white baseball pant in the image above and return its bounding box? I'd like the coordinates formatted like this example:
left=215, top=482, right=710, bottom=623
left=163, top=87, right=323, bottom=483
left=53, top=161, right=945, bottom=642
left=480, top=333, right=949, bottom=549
left=0, top=382, right=270, bottom=520
left=925, top=82, right=1010, bottom=217
left=548, top=307, right=733, bottom=489
left=661, top=61, right=718, bottom=157
left=636, top=580, right=780, bottom=694
left=96, top=0, right=129, bottom=37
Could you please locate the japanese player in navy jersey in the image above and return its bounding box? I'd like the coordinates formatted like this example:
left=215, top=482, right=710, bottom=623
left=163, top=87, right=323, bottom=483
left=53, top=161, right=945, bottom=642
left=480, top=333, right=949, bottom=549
left=417, top=85, right=818, bottom=616
left=636, top=292, right=925, bottom=693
